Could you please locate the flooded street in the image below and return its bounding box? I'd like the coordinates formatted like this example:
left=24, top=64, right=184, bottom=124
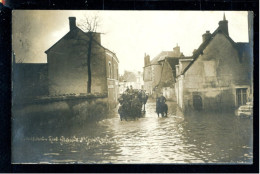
left=12, top=99, right=253, bottom=164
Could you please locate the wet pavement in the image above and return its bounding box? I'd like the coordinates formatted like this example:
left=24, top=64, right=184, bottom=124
left=12, top=99, right=253, bottom=164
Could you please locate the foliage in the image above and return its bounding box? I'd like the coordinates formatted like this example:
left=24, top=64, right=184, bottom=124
left=119, top=71, right=137, bottom=82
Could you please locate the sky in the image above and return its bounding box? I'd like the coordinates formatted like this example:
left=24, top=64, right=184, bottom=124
left=12, top=11, right=249, bottom=74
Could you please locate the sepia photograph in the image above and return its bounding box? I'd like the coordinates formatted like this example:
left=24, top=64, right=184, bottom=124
left=11, top=10, right=253, bottom=164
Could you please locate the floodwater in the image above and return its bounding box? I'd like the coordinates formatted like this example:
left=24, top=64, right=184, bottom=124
left=12, top=100, right=253, bottom=164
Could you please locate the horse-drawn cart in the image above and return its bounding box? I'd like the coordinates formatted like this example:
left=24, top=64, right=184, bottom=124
left=118, top=90, right=148, bottom=121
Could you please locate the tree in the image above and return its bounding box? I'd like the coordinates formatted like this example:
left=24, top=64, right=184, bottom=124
left=78, top=14, right=101, bottom=93
left=120, top=71, right=137, bottom=82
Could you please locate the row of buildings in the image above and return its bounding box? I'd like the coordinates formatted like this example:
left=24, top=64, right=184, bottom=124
left=13, top=17, right=119, bottom=109
left=143, top=13, right=253, bottom=112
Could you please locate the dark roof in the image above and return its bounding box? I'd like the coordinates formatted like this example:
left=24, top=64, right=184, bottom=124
left=150, top=51, right=176, bottom=65
left=165, top=56, right=192, bottom=70
left=179, top=26, right=241, bottom=76
left=45, top=27, right=119, bottom=62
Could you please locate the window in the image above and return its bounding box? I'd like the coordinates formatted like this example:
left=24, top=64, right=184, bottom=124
left=236, top=88, right=247, bottom=106
left=203, top=61, right=216, bottom=77
left=108, top=62, right=112, bottom=78
left=116, top=68, right=118, bottom=80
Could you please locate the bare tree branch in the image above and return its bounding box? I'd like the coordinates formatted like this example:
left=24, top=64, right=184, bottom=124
left=76, top=13, right=102, bottom=93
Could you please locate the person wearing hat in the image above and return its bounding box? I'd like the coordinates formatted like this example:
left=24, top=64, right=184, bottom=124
left=129, top=85, right=134, bottom=94
left=156, top=92, right=167, bottom=117
left=125, top=86, right=130, bottom=93
left=158, top=92, right=166, bottom=104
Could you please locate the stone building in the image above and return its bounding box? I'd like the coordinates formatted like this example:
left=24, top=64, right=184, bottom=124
left=175, top=14, right=253, bottom=112
left=143, top=45, right=184, bottom=98
left=158, top=55, right=191, bottom=100
left=45, top=17, right=119, bottom=108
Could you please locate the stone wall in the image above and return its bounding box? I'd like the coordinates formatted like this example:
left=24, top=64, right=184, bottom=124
left=105, top=51, right=119, bottom=80
left=12, top=95, right=109, bottom=131
left=144, top=80, right=153, bottom=95
left=107, top=79, right=119, bottom=109
left=105, top=51, right=119, bottom=109
left=152, top=64, right=162, bottom=88
left=143, top=65, right=152, bottom=81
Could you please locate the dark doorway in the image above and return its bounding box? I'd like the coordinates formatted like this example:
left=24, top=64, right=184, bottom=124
left=193, top=94, right=203, bottom=111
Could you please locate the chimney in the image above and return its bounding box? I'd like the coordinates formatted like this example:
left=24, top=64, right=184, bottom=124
left=173, top=44, right=181, bottom=56
left=69, top=17, right=76, bottom=31
left=144, top=54, right=150, bottom=66
left=202, top=30, right=211, bottom=42
left=144, top=53, right=146, bottom=66
left=218, top=13, right=229, bottom=36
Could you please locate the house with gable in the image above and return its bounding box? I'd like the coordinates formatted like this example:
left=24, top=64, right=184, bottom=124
left=45, top=17, right=119, bottom=108
left=175, top=14, right=253, bottom=112
left=143, top=45, right=185, bottom=98
left=157, top=52, right=191, bottom=100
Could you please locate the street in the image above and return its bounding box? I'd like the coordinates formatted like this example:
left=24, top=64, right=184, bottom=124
left=12, top=99, right=253, bottom=164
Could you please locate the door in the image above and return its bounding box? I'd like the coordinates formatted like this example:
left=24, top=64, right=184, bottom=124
left=193, top=94, right=203, bottom=111
left=236, top=88, right=247, bottom=106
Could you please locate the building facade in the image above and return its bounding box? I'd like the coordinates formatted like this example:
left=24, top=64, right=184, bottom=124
left=158, top=56, right=191, bottom=100
left=143, top=45, right=184, bottom=99
left=45, top=17, right=119, bottom=108
left=175, top=15, right=253, bottom=112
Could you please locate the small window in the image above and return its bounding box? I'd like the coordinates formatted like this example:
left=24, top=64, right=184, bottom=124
left=108, top=62, right=112, bottom=78
left=116, top=68, right=118, bottom=80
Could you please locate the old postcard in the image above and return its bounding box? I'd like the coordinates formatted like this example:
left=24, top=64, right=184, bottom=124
left=12, top=10, right=253, bottom=164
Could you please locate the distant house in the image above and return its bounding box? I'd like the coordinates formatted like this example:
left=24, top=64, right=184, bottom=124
left=119, top=71, right=144, bottom=94
left=143, top=45, right=185, bottom=98
left=45, top=17, right=119, bottom=108
left=175, top=14, right=253, bottom=112
left=158, top=55, right=191, bottom=100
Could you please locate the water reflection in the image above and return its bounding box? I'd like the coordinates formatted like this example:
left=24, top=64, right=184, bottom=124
left=12, top=100, right=253, bottom=164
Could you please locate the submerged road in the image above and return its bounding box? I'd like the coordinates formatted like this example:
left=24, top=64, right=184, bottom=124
left=12, top=99, right=253, bottom=164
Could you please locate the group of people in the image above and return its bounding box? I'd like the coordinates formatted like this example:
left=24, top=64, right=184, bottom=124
left=118, top=85, right=168, bottom=119
left=118, top=85, right=148, bottom=120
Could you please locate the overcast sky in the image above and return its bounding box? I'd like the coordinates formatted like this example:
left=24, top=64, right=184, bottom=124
left=12, top=11, right=249, bottom=74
